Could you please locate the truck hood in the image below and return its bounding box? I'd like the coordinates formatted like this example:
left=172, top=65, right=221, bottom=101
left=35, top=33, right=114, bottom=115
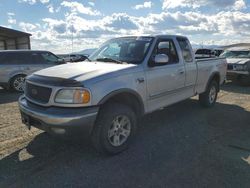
left=227, top=58, right=250, bottom=65
left=34, top=62, right=138, bottom=82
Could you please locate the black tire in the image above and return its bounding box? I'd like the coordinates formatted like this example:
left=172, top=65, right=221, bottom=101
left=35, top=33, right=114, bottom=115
left=10, top=75, right=26, bottom=92
left=91, top=103, right=137, bottom=155
left=199, top=80, right=218, bottom=108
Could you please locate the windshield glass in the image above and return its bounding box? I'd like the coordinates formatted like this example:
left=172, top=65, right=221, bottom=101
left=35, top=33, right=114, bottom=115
left=220, top=50, right=250, bottom=58
left=88, top=37, right=154, bottom=64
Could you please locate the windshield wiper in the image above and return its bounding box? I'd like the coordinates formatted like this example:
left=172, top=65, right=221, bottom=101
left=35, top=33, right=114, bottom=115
left=95, top=57, right=127, bottom=64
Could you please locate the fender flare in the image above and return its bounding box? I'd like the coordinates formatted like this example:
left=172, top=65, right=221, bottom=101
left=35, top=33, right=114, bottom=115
left=205, top=72, right=220, bottom=92
left=98, top=88, right=145, bottom=115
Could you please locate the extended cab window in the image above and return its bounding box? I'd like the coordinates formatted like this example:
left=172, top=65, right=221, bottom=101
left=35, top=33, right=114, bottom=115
left=153, top=40, right=179, bottom=64
left=31, top=53, right=46, bottom=64
left=177, top=38, right=193, bottom=63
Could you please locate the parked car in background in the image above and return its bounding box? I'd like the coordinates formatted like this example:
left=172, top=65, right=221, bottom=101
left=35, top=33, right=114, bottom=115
left=19, top=35, right=227, bottom=154
left=194, top=48, right=224, bottom=59
left=0, top=50, right=64, bottom=91
left=213, top=49, right=224, bottom=57
left=195, top=48, right=216, bottom=59
left=57, top=54, right=88, bottom=63
left=220, top=48, right=250, bottom=85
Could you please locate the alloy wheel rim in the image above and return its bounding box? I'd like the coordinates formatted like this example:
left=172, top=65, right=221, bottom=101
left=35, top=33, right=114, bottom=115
left=108, top=115, right=131, bottom=147
left=13, top=77, right=25, bottom=91
left=209, top=86, right=216, bottom=104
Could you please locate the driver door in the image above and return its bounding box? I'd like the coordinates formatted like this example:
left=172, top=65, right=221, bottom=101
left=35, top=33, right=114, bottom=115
left=145, top=38, right=186, bottom=112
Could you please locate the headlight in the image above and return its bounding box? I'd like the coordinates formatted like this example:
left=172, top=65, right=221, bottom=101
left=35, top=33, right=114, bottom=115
left=55, top=89, right=91, bottom=104
left=233, top=64, right=248, bottom=71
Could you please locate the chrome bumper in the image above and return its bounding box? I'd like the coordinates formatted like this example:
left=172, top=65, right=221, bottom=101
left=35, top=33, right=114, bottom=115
left=19, top=95, right=99, bottom=135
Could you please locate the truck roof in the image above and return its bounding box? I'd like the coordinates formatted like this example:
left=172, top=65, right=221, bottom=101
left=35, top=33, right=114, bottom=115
left=113, top=34, right=188, bottom=39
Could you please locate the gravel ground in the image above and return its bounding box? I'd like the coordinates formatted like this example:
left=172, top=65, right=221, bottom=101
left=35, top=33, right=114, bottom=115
left=0, top=82, right=250, bottom=188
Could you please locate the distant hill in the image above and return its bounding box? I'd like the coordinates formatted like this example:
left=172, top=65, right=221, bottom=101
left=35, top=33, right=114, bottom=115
left=192, top=43, right=250, bottom=50
left=56, top=48, right=97, bottom=58
left=77, top=48, right=97, bottom=56
left=192, top=44, right=221, bottom=50
left=220, top=43, right=250, bottom=49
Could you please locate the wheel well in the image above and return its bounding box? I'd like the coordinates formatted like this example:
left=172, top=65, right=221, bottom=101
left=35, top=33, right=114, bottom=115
left=213, top=73, right=220, bottom=84
left=100, top=92, right=144, bottom=117
left=209, top=73, right=220, bottom=90
left=10, top=74, right=26, bottom=82
left=9, top=74, right=26, bottom=86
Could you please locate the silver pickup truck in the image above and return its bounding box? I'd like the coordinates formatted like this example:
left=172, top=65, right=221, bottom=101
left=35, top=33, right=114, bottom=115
left=19, top=35, right=227, bottom=154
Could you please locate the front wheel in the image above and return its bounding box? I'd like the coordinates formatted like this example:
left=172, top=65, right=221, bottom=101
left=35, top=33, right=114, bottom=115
left=199, top=80, right=218, bottom=107
left=91, top=103, right=137, bottom=155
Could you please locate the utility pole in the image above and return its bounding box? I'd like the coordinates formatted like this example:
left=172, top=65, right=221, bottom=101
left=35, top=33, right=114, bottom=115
left=71, top=1, right=74, bottom=54
left=71, top=23, right=74, bottom=53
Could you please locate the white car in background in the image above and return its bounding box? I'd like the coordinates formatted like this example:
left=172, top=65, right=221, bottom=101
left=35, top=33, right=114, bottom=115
left=220, top=48, right=250, bottom=85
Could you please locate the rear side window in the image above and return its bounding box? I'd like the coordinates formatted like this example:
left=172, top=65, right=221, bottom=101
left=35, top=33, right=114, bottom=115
left=31, top=53, right=47, bottom=64
left=0, top=52, right=31, bottom=64
left=177, top=38, right=193, bottom=63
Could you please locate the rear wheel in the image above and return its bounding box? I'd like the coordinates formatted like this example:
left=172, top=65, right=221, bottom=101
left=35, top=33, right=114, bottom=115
left=91, top=103, right=137, bottom=155
left=199, top=80, right=218, bottom=107
left=10, top=75, right=26, bottom=92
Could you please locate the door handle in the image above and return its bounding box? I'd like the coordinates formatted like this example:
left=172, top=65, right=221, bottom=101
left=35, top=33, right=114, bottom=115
left=137, top=77, right=145, bottom=83
left=178, top=70, right=184, bottom=74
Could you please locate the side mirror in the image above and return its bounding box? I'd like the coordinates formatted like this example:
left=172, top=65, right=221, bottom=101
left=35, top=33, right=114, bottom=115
left=154, top=54, right=169, bottom=64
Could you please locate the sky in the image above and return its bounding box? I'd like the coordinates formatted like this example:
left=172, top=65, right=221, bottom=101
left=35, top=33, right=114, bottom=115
left=0, top=0, right=250, bottom=53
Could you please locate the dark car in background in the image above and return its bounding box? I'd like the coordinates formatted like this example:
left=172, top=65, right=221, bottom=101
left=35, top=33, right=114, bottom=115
left=57, top=54, right=88, bottom=63
left=195, top=48, right=224, bottom=59
left=0, top=50, right=64, bottom=91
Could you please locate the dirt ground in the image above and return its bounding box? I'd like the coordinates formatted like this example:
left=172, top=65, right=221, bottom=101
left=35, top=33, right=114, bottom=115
left=0, top=82, right=250, bottom=188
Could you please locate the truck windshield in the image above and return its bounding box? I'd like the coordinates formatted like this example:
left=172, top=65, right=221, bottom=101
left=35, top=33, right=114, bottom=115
left=88, top=37, right=154, bottom=64
left=220, top=50, right=250, bottom=58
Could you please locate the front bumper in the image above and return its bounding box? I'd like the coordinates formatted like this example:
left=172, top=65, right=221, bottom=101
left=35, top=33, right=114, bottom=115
left=227, top=70, right=250, bottom=80
left=227, top=70, right=249, bottom=75
left=18, top=95, right=99, bottom=135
